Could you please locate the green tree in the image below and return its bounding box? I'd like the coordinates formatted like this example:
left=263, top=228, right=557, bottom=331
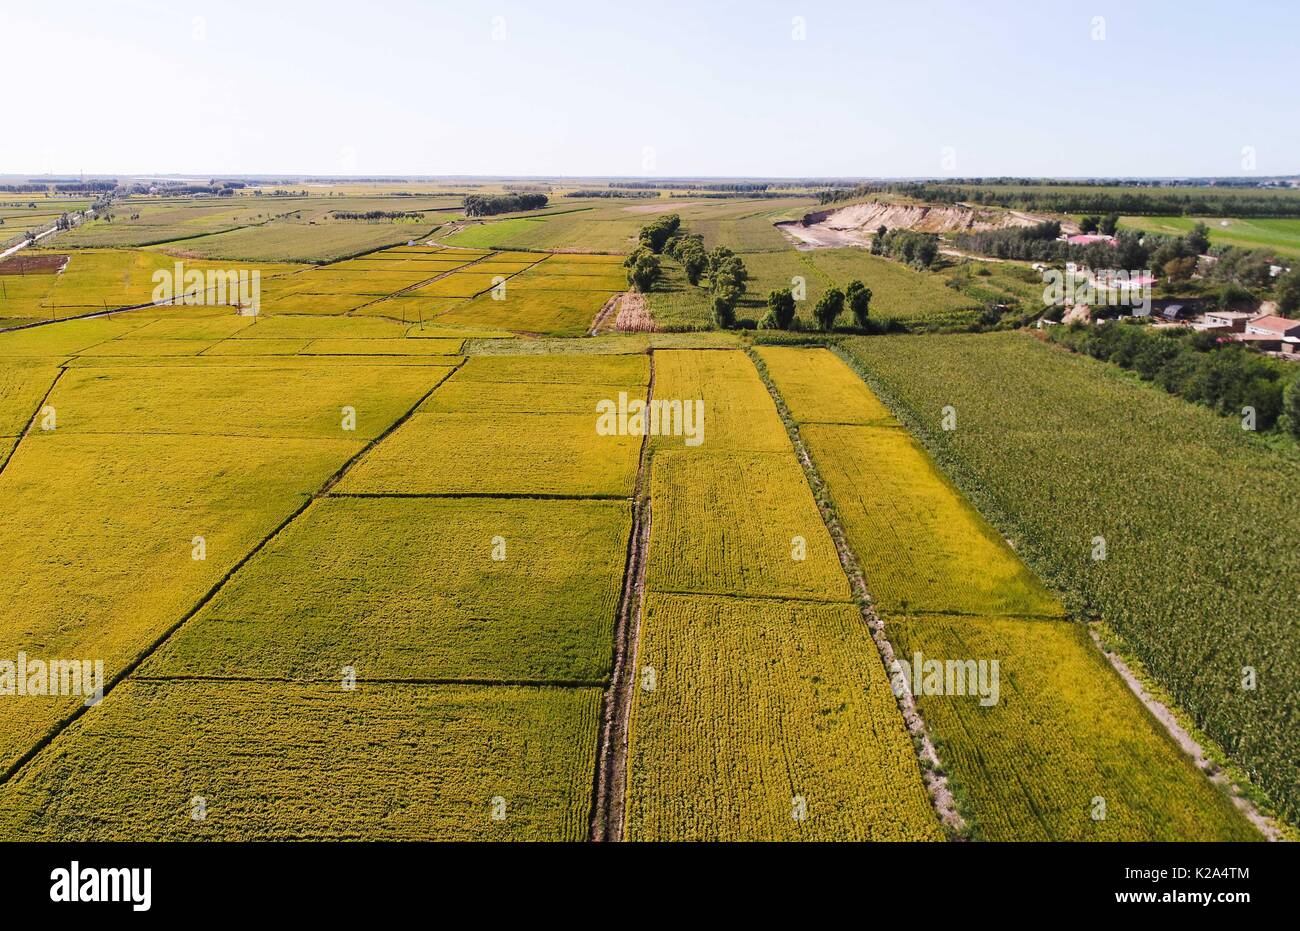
left=1079, top=215, right=1100, bottom=234
left=638, top=214, right=681, bottom=253
left=1099, top=213, right=1120, bottom=236
left=846, top=279, right=872, bottom=327
left=627, top=253, right=661, bottom=292
left=1283, top=371, right=1300, bottom=439
left=1186, top=222, right=1211, bottom=255
left=812, top=287, right=845, bottom=331
left=678, top=241, right=708, bottom=286
left=762, top=288, right=796, bottom=329
left=712, top=294, right=737, bottom=329
left=1275, top=267, right=1300, bottom=314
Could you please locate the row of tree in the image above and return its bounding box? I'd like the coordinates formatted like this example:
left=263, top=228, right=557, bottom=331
left=894, top=182, right=1300, bottom=218
left=759, top=280, right=872, bottom=331
left=1048, top=320, right=1300, bottom=435
left=462, top=192, right=548, bottom=217
left=328, top=210, right=425, bottom=221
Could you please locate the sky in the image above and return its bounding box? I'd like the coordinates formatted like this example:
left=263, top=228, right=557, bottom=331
left=2, top=0, right=1298, bottom=179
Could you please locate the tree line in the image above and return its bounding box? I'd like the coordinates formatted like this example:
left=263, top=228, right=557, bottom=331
left=463, top=192, right=549, bottom=217
left=1048, top=319, right=1300, bottom=436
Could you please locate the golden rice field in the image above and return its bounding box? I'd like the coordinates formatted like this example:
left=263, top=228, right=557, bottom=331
left=0, top=680, right=600, bottom=841
left=650, top=348, right=791, bottom=452
left=0, top=194, right=1274, bottom=844
left=761, top=347, right=1257, bottom=841
left=647, top=450, right=850, bottom=601
left=626, top=593, right=941, bottom=841
left=801, top=423, right=1064, bottom=618
left=888, top=616, right=1259, bottom=841
left=143, top=496, right=630, bottom=683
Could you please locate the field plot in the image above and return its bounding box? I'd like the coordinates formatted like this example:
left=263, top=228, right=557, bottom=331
left=0, top=315, right=154, bottom=357
left=0, top=360, right=62, bottom=438
left=144, top=496, right=629, bottom=683
left=625, top=593, right=940, bottom=841
left=0, top=680, right=599, bottom=841
left=889, top=616, right=1258, bottom=841
left=754, top=347, right=896, bottom=425
left=802, top=423, right=1063, bottom=617
left=122, top=316, right=256, bottom=340
left=47, top=362, right=452, bottom=439
left=649, top=349, right=790, bottom=452
left=421, top=379, right=623, bottom=414
left=158, top=219, right=440, bottom=264
left=842, top=332, right=1299, bottom=821
left=451, top=352, right=648, bottom=386
left=257, top=291, right=374, bottom=315
left=436, top=288, right=612, bottom=336
left=335, top=412, right=640, bottom=498
left=0, top=431, right=362, bottom=772
left=407, top=272, right=500, bottom=298
left=229, top=315, right=410, bottom=339
left=647, top=450, right=849, bottom=601
left=1, top=249, right=300, bottom=320
left=353, top=295, right=467, bottom=321
left=53, top=201, right=263, bottom=248
left=298, top=337, right=463, bottom=356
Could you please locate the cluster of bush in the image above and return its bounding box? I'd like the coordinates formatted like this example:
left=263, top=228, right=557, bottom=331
left=871, top=227, right=940, bottom=269
left=463, top=192, right=548, bottom=217
left=1048, top=320, right=1300, bottom=436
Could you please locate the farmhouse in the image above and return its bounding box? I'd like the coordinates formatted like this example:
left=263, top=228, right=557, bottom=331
left=1202, top=310, right=1254, bottom=332
left=1244, top=314, right=1300, bottom=338
left=1234, top=333, right=1287, bottom=352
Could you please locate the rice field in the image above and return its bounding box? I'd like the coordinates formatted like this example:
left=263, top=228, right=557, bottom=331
left=761, top=346, right=1259, bottom=840
left=842, top=331, right=1300, bottom=823
left=0, top=680, right=600, bottom=841
left=143, top=496, right=630, bottom=683
left=626, top=593, right=941, bottom=841
left=0, top=188, right=1282, bottom=845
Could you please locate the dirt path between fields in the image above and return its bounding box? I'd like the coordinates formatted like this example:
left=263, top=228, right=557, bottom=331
left=588, top=293, right=623, bottom=335
left=588, top=354, right=655, bottom=842
left=748, top=349, right=967, bottom=838
left=1088, top=626, right=1282, bottom=840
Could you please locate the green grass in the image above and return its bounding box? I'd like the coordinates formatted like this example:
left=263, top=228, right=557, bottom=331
left=1119, top=215, right=1300, bottom=259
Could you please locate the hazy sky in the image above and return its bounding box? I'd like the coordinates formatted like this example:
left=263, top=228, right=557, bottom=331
left=3, top=0, right=1297, bottom=178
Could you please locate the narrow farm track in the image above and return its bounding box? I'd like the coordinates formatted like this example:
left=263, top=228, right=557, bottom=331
left=587, top=292, right=623, bottom=335
left=746, top=348, right=966, bottom=837
left=0, top=360, right=465, bottom=787
left=588, top=351, right=655, bottom=842
left=1087, top=626, right=1281, bottom=840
